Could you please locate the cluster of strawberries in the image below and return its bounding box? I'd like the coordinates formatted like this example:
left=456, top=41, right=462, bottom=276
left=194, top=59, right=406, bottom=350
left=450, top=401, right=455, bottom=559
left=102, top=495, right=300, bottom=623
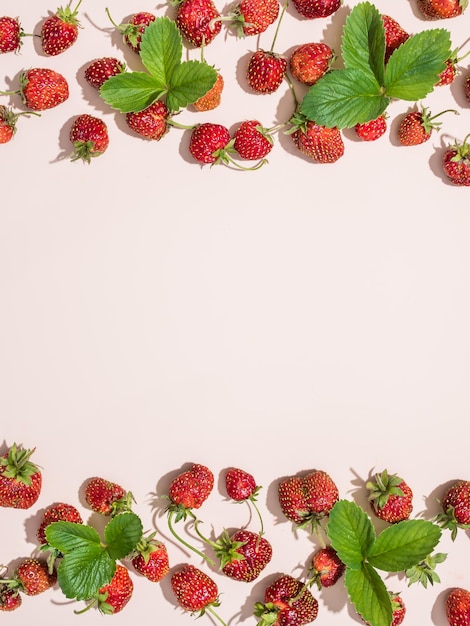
left=1, top=442, right=470, bottom=625
left=0, top=0, right=469, bottom=182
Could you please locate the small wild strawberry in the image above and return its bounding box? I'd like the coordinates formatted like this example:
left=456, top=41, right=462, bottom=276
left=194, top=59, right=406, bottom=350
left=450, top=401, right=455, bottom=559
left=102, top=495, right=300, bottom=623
left=290, top=117, right=344, bottom=164
left=397, top=106, right=458, bottom=146
left=4, top=558, right=57, bottom=596
left=16, top=68, right=69, bottom=111
left=85, top=476, right=132, bottom=514
left=84, top=57, right=126, bottom=90
left=168, top=463, right=215, bottom=510
left=247, top=49, right=287, bottom=94
left=131, top=535, right=170, bottom=583
left=416, top=0, right=467, bottom=19
left=193, top=73, right=224, bottom=111
left=69, top=114, right=110, bottom=163
left=0, top=16, right=25, bottom=53
left=446, top=587, right=470, bottom=626
left=354, top=115, right=387, bottom=141
left=291, top=0, right=341, bottom=19
left=0, top=584, right=21, bottom=611
left=289, top=42, right=334, bottom=86
left=227, top=0, right=280, bottom=37
left=381, top=14, right=410, bottom=62
left=225, top=467, right=258, bottom=501
left=126, top=100, right=169, bottom=140
left=436, top=48, right=470, bottom=86
left=233, top=120, right=274, bottom=160
left=40, top=0, right=83, bottom=56
left=254, top=574, right=319, bottom=626
left=37, top=502, right=84, bottom=572
left=171, top=564, right=220, bottom=614
left=0, top=443, right=42, bottom=509
left=465, top=72, right=470, bottom=103
left=78, top=565, right=134, bottom=614
left=436, top=479, right=470, bottom=538
left=309, top=546, right=345, bottom=589
left=0, top=105, right=39, bottom=144
left=189, top=123, right=232, bottom=164
left=366, top=469, right=413, bottom=523
left=175, top=0, right=222, bottom=47
left=442, top=135, right=470, bottom=186
left=105, top=9, right=156, bottom=54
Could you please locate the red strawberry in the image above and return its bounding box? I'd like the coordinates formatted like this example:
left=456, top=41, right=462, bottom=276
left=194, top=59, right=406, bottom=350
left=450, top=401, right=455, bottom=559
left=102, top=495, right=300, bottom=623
left=84, top=57, right=126, bottom=90
left=0, top=16, right=25, bottom=53
left=225, top=467, right=258, bottom=501
left=18, top=68, right=69, bottom=111
left=189, top=123, right=232, bottom=165
left=227, top=0, right=280, bottom=37
left=193, top=72, right=224, bottom=111
left=289, top=42, right=334, bottom=86
left=171, top=564, right=220, bottom=613
left=254, top=574, right=319, bottom=626
left=436, top=479, right=470, bottom=538
left=131, top=534, right=170, bottom=583
left=80, top=565, right=134, bottom=614
left=69, top=114, right=110, bottom=163
left=291, top=0, right=341, bottom=19
left=105, top=10, right=156, bottom=54
left=354, top=115, right=387, bottom=141
left=40, top=0, right=83, bottom=56
left=37, top=502, right=83, bottom=545
left=175, top=0, right=222, bottom=48
left=416, top=0, right=467, bottom=19
left=84, top=476, right=132, bottom=514
left=446, top=587, right=470, bottom=626
left=233, top=120, right=274, bottom=160
left=126, top=100, right=170, bottom=140
left=0, top=105, right=39, bottom=144
left=442, top=135, right=470, bottom=186
left=390, top=592, right=406, bottom=626
left=212, top=529, right=273, bottom=582
left=381, top=15, right=410, bottom=62
left=0, top=585, right=21, bottom=611
left=247, top=49, right=287, bottom=94
left=278, top=475, right=309, bottom=525
left=309, top=546, right=345, bottom=589
left=290, top=118, right=344, bottom=163
left=465, top=72, right=470, bottom=103
left=366, top=470, right=413, bottom=523
left=168, top=463, right=215, bottom=509
left=0, top=443, right=42, bottom=509
left=303, top=470, right=339, bottom=517
left=5, top=558, right=56, bottom=596
left=397, top=106, right=457, bottom=146
left=436, top=49, right=470, bottom=86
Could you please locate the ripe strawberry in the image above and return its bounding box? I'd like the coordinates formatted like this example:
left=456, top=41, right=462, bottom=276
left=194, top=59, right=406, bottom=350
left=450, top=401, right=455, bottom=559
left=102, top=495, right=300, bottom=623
left=247, top=49, right=287, bottom=93
left=193, top=72, right=224, bottom=111
left=18, top=68, right=69, bottom=111
left=291, top=0, right=341, bottom=19
left=168, top=463, right=215, bottom=509
left=290, top=118, right=344, bottom=163
left=0, top=105, right=39, bottom=144
left=40, top=0, right=83, bottom=56
left=289, top=42, right=334, bottom=86
left=227, top=0, right=280, bottom=37
left=131, top=534, right=170, bottom=583
left=254, top=574, right=319, bottom=626
left=0, top=585, right=21, bottom=611
left=105, top=10, right=156, bottom=54
left=397, top=106, right=457, bottom=146
left=69, top=114, right=109, bottom=163
left=175, top=0, right=222, bottom=48
left=442, top=135, right=470, bottom=186
left=0, top=443, right=42, bottom=509
left=84, top=57, right=126, bottom=90
left=37, top=502, right=83, bottom=545
left=233, top=120, right=274, bottom=160
left=84, top=476, right=132, bottom=514
left=0, top=16, right=25, bottom=53
left=436, top=49, right=470, bottom=86
left=309, top=546, right=345, bottom=589
left=465, top=72, right=470, bottom=103
left=226, top=467, right=258, bottom=501
left=189, top=123, right=232, bottom=164
left=171, top=564, right=220, bottom=613
left=416, top=0, right=467, bottom=19
left=446, top=587, right=470, bottom=626
left=381, top=15, right=410, bottom=63
left=126, top=100, right=169, bottom=140
left=212, top=529, right=273, bottom=582
left=366, top=470, right=413, bottom=523
left=354, top=115, right=387, bottom=141
left=5, top=558, right=56, bottom=596
left=86, top=565, right=134, bottom=614
left=362, top=591, right=406, bottom=626
left=436, top=479, right=470, bottom=538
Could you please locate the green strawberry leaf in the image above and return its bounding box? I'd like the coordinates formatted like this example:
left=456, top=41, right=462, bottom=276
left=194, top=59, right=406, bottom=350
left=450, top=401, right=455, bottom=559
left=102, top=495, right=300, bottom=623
left=300, top=69, right=388, bottom=129
left=384, top=29, right=451, bottom=100
left=45, top=521, right=101, bottom=554
left=166, top=61, right=217, bottom=112
left=104, top=511, right=143, bottom=560
left=345, top=564, right=392, bottom=626
left=57, top=546, right=116, bottom=600
left=341, top=1, right=386, bottom=85
left=327, top=500, right=376, bottom=569
left=100, top=72, right=167, bottom=113
left=367, top=519, right=442, bottom=572
left=139, top=17, right=182, bottom=86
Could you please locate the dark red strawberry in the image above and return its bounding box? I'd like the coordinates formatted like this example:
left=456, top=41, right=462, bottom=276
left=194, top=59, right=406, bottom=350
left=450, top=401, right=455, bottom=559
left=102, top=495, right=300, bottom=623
left=78, top=565, right=134, bottom=614
left=84, top=57, right=126, bottom=90
left=309, top=546, right=345, bottom=589
left=226, top=467, right=258, bottom=501
left=0, top=443, right=42, bottom=509
left=84, top=476, right=132, bottom=514
left=381, top=15, right=410, bottom=62
left=131, top=534, right=170, bottom=583
left=278, top=475, right=310, bottom=525
left=442, top=135, right=470, bottom=186
left=4, top=559, right=56, bottom=596
left=397, top=106, right=457, bottom=146
left=255, top=574, right=319, bottom=626
left=227, top=0, right=280, bottom=37
left=291, top=0, right=341, bottom=19
left=247, top=49, right=287, bottom=93
left=366, top=470, right=413, bottom=523
left=0, top=16, right=25, bottom=53
left=37, top=502, right=84, bottom=572
left=0, top=105, right=39, bottom=144
left=105, top=10, right=156, bottom=54
left=69, top=114, right=110, bottom=163
left=17, top=68, right=69, bottom=111
left=436, top=479, right=470, bottom=538
left=171, top=564, right=220, bottom=613
left=354, top=115, right=387, bottom=141
left=126, top=100, right=169, bottom=140
left=0, top=584, right=21, bottom=611
left=189, top=123, right=232, bottom=164
left=175, top=0, right=222, bottom=47
left=290, top=117, right=344, bottom=163
left=416, top=0, right=467, bottom=19
left=40, top=0, right=83, bottom=56
left=446, top=587, right=470, bottom=626
left=289, top=42, right=334, bottom=86
left=193, top=72, right=224, bottom=111
left=216, top=529, right=272, bottom=582
left=233, top=120, right=274, bottom=160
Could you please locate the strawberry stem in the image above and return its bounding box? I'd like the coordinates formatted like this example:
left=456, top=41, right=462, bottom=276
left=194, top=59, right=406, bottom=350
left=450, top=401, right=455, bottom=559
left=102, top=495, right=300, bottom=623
left=167, top=510, right=216, bottom=566
left=269, top=0, right=288, bottom=52
left=206, top=605, right=228, bottom=626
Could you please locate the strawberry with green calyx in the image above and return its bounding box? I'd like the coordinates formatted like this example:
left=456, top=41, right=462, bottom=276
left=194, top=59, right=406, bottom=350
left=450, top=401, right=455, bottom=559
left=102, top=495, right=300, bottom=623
left=222, top=0, right=280, bottom=37
left=225, top=467, right=266, bottom=534
left=446, top=587, right=470, bottom=626
left=84, top=57, right=126, bottom=90
left=366, top=470, right=413, bottom=522
left=130, top=532, right=170, bottom=582
left=362, top=592, right=406, bottom=626
left=0, top=105, right=40, bottom=144
left=173, top=0, right=222, bottom=48
left=3, top=558, right=57, bottom=596
left=126, top=100, right=170, bottom=140
left=0, top=16, right=30, bottom=53
left=405, top=551, right=447, bottom=587
left=436, top=47, right=470, bottom=86
left=75, top=564, right=134, bottom=615
left=286, top=111, right=345, bottom=164
left=0, top=68, right=69, bottom=111
left=40, top=0, right=84, bottom=56
left=354, top=114, right=387, bottom=141
left=289, top=42, right=334, bottom=86
left=397, top=106, right=458, bottom=146
left=435, top=479, right=470, bottom=538
left=192, top=42, right=224, bottom=112
left=441, top=136, right=470, bottom=186
left=233, top=120, right=274, bottom=161
left=84, top=476, right=133, bottom=515
left=171, top=563, right=228, bottom=626
left=254, top=574, right=319, bottom=626
left=105, top=9, right=156, bottom=54
left=0, top=582, right=21, bottom=611
left=37, top=502, right=84, bottom=573
left=69, top=114, right=109, bottom=164
left=308, top=546, right=345, bottom=589
left=0, top=443, right=42, bottom=509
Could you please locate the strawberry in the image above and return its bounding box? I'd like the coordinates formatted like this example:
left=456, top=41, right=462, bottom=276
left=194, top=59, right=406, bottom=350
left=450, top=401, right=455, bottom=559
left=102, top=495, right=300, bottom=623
left=354, top=115, right=387, bottom=141
left=0, top=585, right=21, bottom=611
left=79, top=564, right=134, bottom=614
left=131, top=534, right=170, bottom=583
left=381, top=15, right=410, bottom=63
left=84, top=57, right=126, bottom=90
left=436, top=479, right=470, bottom=538
left=291, top=0, right=341, bottom=19
left=69, top=114, right=110, bottom=163
left=227, top=0, right=280, bottom=37
left=247, top=49, right=287, bottom=93
left=446, top=587, right=470, bottom=626
left=397, top=106, right=457, bottom=146
left=254, top=574, right=319, bottom=626
left=0, top=105, right=39, bottom=144
left=233, top=120, right=274, bottom=160
left=309, top=546, right=345, bottom=589
left=189, top=123, right=232, bottom=164
left=17, top=68, right=69, bottom=111
left=289, top=42, right=334, bottom=86
left=126, top=100, right=170, bottom=140
left=37, top=502, right=83, bottom=545
left=416, top=0, right=467, bottom=19
left=175, top=0, right=222, bottom=48
left=436, top=49, right=470, bottom=86
left=362, top=591, right=406, bottom=626
left=466, top=72, right=470, bottom=103
left=171, top=564, right=220, bottom=613
left=290, top=117, right=345, bottom=163
left=366, top=470, right=413, bottom=523
left=4, top=558, right=56, bottom=596
left=193, top=72, right=224, bottom=111
left=0, top=16, right=25, bottom=53
left=442, top=135, right=470, bottom=186
left=168, top=463, right=215, bottom=509
left=0, top=443, right=42, bottom=509
left=40, top=0, right=83, bottom=56
left=225, top=467, right=258, bottom=501
left=84, top=476, right=132, bottom=514
left=105, top=10, right=156, bottom=54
